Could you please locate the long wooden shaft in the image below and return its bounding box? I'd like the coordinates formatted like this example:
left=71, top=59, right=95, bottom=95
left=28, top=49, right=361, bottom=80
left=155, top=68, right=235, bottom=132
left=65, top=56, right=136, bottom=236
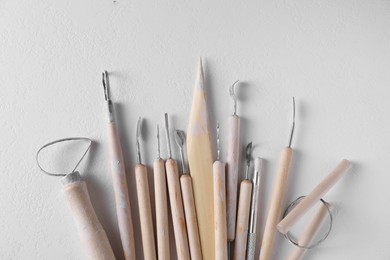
left=62, top=173, right=115, bottom=260
left=107, top=123, right=136, bottom=260
left=166, top=158, right=190, bottom=260
left=181, top=175, right=203, bottom=260
left=233, top=180, right=253, bottom=260
left=259, top=147, right=293, bottom=260
left=226, top=115, right=241, bottom=241
left=135, top=164, right=157, bottom=260
left=277, top=159, right=350, bottom=234
left=154, top=158, right=170, bottom=260
left=213, top=161, right=227, bottom=260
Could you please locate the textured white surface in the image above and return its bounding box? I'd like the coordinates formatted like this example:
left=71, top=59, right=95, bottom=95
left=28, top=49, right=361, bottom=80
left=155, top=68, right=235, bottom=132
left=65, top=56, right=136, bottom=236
left=1, top=0, right=390, bottom=259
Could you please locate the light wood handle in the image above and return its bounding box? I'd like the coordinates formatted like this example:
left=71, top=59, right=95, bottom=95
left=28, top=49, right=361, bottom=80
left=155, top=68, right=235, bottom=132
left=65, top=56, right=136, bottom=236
left=213, top=161, right=227, bottom=260
left=135, top=164, right=157, bottom=260
left=287, top=203, right=330, bottom=260
left=226, top=115, right=240, bottom=241
left=63, top=180, right=115, bottom=260
left=166, top=159, right=190, bottom=260
left=107, top=123, right=136, bottom=260
left=277, top=159, right=350, bottom=234
left=233, top=179, right=253, bottom=260
left=259, top=147, right=293, bottom=260
left=181, top=175, right=203, bottom=260
left=154, top=159, right=170, bottom=260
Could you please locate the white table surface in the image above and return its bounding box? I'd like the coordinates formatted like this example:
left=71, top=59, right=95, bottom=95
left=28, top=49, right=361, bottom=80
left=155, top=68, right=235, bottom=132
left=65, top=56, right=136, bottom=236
left=1, top=0, right=390, bottom=259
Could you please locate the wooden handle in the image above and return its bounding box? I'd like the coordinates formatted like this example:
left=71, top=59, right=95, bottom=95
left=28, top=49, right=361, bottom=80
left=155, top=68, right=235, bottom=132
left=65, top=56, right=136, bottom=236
left=135, top=164, right=157, bottom=260
left=277, top=159, right=350, bottom=234
left=154, top=159, right=170, bottom=260
left=226, top=115, right=240, bottom=241
left=233, top=180, right=253, bottom=260
left=213, top=161, right=227, bottom=260
left=63, top=178, right=115, bottom=260
left=259, top=147, right=293, bottom=260
left=287, top=203, right=330, bottom=260
left=187, top=58, right=215, bottom=260
left=165, top=159, right=190, bottom=260
left=107, top=123, right=136, bottom=260
left=181, top=175, right=203, bottom=260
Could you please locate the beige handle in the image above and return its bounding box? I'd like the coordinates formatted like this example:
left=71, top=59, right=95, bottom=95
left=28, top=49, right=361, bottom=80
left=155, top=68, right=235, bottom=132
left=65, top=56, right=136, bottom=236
left=166, top=159, right=190, bottom=260
left=63, top=179, right=115, bottom=260
left=226, top=115, right=240, bottom=241
left=287, top=203, right=330, bottom=260
left=181, top=175, right=203, bottom=260
left=135, top=164, right=157, bottom=260
left=259, top=147, right=293, bottom=260
left=154, top=159, right=170, bottom=260
left=107, top=123, right=136, bottom=260
left=213, top=161, right=227, bottom=260
left=277, top=159, right=350, bottom=234
left=233, top=179, right=253, bottom=260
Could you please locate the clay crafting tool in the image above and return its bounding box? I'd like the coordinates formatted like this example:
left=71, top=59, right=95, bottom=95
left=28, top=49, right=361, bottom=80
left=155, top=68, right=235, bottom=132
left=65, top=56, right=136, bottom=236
left=175, top=129, right=203, bottom=260
left=36, top=138, right=115, bottom=260
left=277, top=159, right=350, bottom=234
left=287, top=203, right=332, bottom=260
left=226, top=80, right=241, bottom=248
left=246, top=157, right=263, bottom=260
left=135, top=117, right=157, bottom=260
left=154, top=125, right=170, bottom=260
left=102, top=71, right=136, bottom=260
left=259, top=97, right=296, bottom=260
left=186, top=58, right=215, bottom=259
left=213, top=122, right=227, bottom=260
left=164, top=113, right=191, bottom=260
left=234, top=142, right=253, bottom=260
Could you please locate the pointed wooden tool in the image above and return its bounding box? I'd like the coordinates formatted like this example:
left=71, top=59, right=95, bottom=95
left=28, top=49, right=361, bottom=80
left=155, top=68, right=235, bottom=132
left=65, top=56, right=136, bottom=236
left=187, top=57, right=215, bottom=260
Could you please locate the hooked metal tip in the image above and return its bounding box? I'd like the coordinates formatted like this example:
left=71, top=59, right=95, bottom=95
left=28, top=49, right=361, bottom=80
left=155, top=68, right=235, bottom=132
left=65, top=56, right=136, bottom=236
left=102, top=71, right=110, bottom=101
left=136, top=117, right=142, bottom=164
left=245, top=142, right=253, bottom=166
left=174, top=130, right=185, bottom=148
left=288, top=97, right=296, bottom=148
left=229, top=80, right=239, bottom=115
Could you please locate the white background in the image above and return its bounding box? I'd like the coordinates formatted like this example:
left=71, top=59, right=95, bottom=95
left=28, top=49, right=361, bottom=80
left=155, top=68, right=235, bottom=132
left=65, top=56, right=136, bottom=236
left=1, top=0, right=390, bottom=259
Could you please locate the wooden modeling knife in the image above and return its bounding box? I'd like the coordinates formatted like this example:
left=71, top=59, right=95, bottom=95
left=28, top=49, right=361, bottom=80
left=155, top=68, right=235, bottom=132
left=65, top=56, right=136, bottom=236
left=186, top=58, right=215, bottom=260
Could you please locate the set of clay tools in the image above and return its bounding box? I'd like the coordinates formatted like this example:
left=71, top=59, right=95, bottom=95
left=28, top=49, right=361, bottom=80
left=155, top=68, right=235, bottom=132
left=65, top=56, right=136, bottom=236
left=36, top=58, right=353, bottom=260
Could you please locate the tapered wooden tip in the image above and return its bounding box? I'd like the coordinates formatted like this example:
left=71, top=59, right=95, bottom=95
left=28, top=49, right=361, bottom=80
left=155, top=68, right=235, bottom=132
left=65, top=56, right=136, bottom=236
left=196, top=57, right=205, bottom=91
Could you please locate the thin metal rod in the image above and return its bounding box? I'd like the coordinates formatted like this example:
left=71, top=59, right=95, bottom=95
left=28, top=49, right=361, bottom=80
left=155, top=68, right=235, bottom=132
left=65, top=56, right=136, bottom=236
left=157, top=124, right=161, bottom=159
left=288, top=97, right=296, bottom=148
left=102, top=71, right=110, bottom=101
left=245, top=142, right=253, bottom=179
left=164, top=113, right=172, bottom=159
left=136, top=117, right=142, bottom=164
left=174, top=130, right=189, bottom=174
left=216, top=121, right=221, bottom=161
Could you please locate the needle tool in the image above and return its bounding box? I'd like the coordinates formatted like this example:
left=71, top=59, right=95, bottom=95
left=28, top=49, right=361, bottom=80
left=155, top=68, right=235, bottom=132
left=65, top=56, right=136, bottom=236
left=234, top=142, right=253, bottom=260
left=164, top=113, right=191, bottom=260
left=259, top=97, right=296, bottom=260
left=135, top=118, right=157, bottom=260
left=154, top=125, right=170, bottom=260
left=213, top=122, right=228, bottom=260
left=186, top=58, right=215, bottom=259
left=246, top=157, right=263, bottom=260
left=36, top=138, right=115, bottom=260
left=175, top=129, right=203, bottom=260
left=277, top=159, right=350, bottom=234
left=226, top=81, right=241, bottom=248
left=102, top=71, right=136, bottom=260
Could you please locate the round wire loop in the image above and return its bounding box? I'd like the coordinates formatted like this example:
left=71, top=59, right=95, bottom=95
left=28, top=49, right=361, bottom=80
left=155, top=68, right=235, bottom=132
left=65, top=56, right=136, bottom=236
left=282, top=195, right=333, bottom=249
left=36, top=137, right=92, bottom=177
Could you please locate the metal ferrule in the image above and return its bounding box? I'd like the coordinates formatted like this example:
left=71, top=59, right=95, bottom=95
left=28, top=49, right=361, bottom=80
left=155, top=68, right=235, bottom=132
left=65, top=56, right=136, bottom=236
left=249, top=158, right=261, bottom=233
left=106, top=100, right=115, bottom=122
left=61, top=171, right=82, bottom=185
